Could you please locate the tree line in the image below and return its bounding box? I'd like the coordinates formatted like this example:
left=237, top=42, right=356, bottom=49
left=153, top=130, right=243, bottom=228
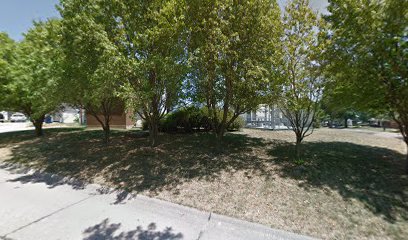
left=0, top=0, right=406, bottom=172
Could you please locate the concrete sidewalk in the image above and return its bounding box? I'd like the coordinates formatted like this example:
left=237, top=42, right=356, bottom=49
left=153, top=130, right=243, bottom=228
left=0, top=165, right=315, bottom=240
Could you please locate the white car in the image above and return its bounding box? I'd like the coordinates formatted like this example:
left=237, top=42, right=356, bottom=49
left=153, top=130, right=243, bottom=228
left=10, top=113, right=27, bottom=122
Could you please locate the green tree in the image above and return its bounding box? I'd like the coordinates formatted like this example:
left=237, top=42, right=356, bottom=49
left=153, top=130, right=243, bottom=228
left=59, top=0, right=128, bottom=143
left=59, top=0, right=186, bottom=146
left=117, top=0, right=187, bottom=146
left=186, top=0, right=282, bottom=142
left=320, top=98, right=358, bottom=127
left=276, top=0, right=328, bottom=159
left=325, top=0, right=408, bottom=173
left=0, top=32, right=16, bottom=108
left=2, top=20, right=62, bottom=136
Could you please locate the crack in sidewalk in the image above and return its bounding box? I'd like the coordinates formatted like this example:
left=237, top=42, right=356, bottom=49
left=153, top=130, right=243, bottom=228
left=1, top=195, right=95, bottom=238
left=196, top=212, right=212, bottom=240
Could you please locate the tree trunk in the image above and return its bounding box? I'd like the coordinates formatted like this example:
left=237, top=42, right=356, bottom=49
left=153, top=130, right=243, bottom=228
left=344, top=117, right=348, bottom=128
left=295, top=141, right=301, bottom=160
left=102, top=124, right=110, bottom=144
left=405, top=142, right=408, bottom=175
left=295, top=133, right=302, bottom=159
left=32, top=115, right=45, bottom=137
left=149, top=119, right=159, bottom=147
left=392, top=115, right=408, bottom=174
left=216, top=127, right=225, bottom=142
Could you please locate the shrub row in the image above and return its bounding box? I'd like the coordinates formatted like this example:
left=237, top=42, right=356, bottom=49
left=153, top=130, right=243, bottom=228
left=142, top=107, right=245, bottom=133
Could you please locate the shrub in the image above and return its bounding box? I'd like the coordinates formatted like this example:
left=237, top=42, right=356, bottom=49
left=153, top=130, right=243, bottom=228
left=163, top=106, right=205, bottom=132
left=160, top=113, right=178, bottom=132
left=313, top=120, right=321, bottom=128
left=227, top=116, right=245, bottom=131
left=141, top=106, right=245, bottom=133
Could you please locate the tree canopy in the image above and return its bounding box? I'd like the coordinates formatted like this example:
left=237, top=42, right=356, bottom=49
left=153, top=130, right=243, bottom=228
left=117, top=0, right=188, bottom=146
left=186, top=0, right=282, bottom=140
left=275, top=0, right=328, bottom=158
left=0, top=33, right=16, bottom=108
left=1, top=20, right=62, bottom=136
left=325, top=0, right=408, bottom=172
left=59, top=0, right=128, bottom=142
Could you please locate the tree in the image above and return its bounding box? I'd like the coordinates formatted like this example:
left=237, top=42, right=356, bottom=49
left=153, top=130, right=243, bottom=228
left=325, top=0, right=408, bottom=173
left=320, top=98, right=358, bottom=128
left=60, top=0, right=186, bottom=146
left=59, top=0, right=128, bottom=143
left=0, top=32, right=16, bottom=108
left=276, top=0, right=327, bottom=159
left=185, top=0, right=282, bottom=142
left=117, top=0, right=188, bottom=146
left=2, top=20, right=62, bottom=136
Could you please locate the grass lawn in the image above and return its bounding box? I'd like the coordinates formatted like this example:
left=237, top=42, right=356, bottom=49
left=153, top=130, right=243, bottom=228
left=0, top=127, right=407, bottom=239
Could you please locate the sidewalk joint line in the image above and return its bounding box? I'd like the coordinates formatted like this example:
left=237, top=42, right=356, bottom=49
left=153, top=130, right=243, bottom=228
left=1, top=195, right=95, bottom=238
left=196, top=211, right=212, bottom=240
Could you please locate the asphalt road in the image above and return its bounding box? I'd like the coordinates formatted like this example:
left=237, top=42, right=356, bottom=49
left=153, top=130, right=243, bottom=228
left=0, top=165, right=315, bottom=240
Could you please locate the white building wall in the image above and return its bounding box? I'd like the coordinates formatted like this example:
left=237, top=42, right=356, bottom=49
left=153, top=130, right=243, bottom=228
left=244, top=104, right=290, bottom=129
left=52, top=106, right=80, bottom=123
left=0, top=111, right=10, bottom=120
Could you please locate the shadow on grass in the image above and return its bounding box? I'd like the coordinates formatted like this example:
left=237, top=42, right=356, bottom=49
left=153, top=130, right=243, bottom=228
left=1, top=128, right=407, bottom=223
left=0, top=127, right=85, bottom=145
left=0, top=129, right=269, bottom=193
left=268, top=141, right=408, bottom=223
left=82, top=219, right=183, bottom=240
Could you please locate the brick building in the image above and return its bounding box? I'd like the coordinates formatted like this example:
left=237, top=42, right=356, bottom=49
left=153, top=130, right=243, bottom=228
left=82, top=103, right=135, bottom=129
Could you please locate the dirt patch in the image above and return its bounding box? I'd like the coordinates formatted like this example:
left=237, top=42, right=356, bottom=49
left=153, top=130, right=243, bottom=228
left=0, top=147, right=13, bottom=161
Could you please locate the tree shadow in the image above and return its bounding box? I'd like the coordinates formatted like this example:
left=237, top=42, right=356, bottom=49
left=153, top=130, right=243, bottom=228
left=268, top=141, right=408, bottom=223
left=0, top=129, right=269, bottom=195
left=2, top=128, right=407, bottom=222
left=0, top=127, right=84, bottom=145
left=1, top=162, right=86, bottom=190
left=82, top=219, right=183, bottom=240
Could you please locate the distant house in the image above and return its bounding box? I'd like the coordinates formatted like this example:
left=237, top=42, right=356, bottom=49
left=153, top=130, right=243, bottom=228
left=368, top=118, right=399, bottom=129
left=51, top=105, right=80, bottom=124
left=243, top=104, right=291, bottom=129
left=83, top=103, right=135, bottom=129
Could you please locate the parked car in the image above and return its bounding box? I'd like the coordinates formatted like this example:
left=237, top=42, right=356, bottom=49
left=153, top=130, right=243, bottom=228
left=10, top=113, right=27, bottom=122
left=0, top=113, right=4, bottom=122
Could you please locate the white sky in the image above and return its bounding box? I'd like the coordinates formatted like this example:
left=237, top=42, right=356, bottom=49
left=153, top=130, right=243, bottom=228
left=278, top=0, right=329, bottom=14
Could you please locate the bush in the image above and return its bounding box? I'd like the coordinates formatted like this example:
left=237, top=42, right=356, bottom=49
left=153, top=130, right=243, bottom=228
left=313, top=120, right=321, bottom=128
left=142, top=106, right=245, bottom=133
left=160, top=113, right=178, bottom=132
left=227, top=116, right=245, bottom=131
left=163, top=106, right=206, bottom=132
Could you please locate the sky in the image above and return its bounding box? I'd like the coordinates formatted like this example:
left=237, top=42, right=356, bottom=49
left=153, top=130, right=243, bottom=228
left=0, top=0, right=329, bottom=41
left=0, top=0, right=60, bottom=41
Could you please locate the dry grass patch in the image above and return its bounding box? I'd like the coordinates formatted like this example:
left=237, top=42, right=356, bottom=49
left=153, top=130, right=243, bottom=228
left=0, top=127, right=407, bottom=239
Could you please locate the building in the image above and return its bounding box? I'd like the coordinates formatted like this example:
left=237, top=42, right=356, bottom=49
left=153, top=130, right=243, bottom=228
left=83, top=103, right=135, bottom=129
left=368, top=118, right=399, bottom=129
left=243, top=104, right=291, bottom=129
left=51, top=105, right=80, bottom=124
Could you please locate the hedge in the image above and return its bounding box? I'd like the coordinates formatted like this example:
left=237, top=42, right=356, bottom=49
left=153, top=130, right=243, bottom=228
left=142, top=106, right=244, bottom=132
